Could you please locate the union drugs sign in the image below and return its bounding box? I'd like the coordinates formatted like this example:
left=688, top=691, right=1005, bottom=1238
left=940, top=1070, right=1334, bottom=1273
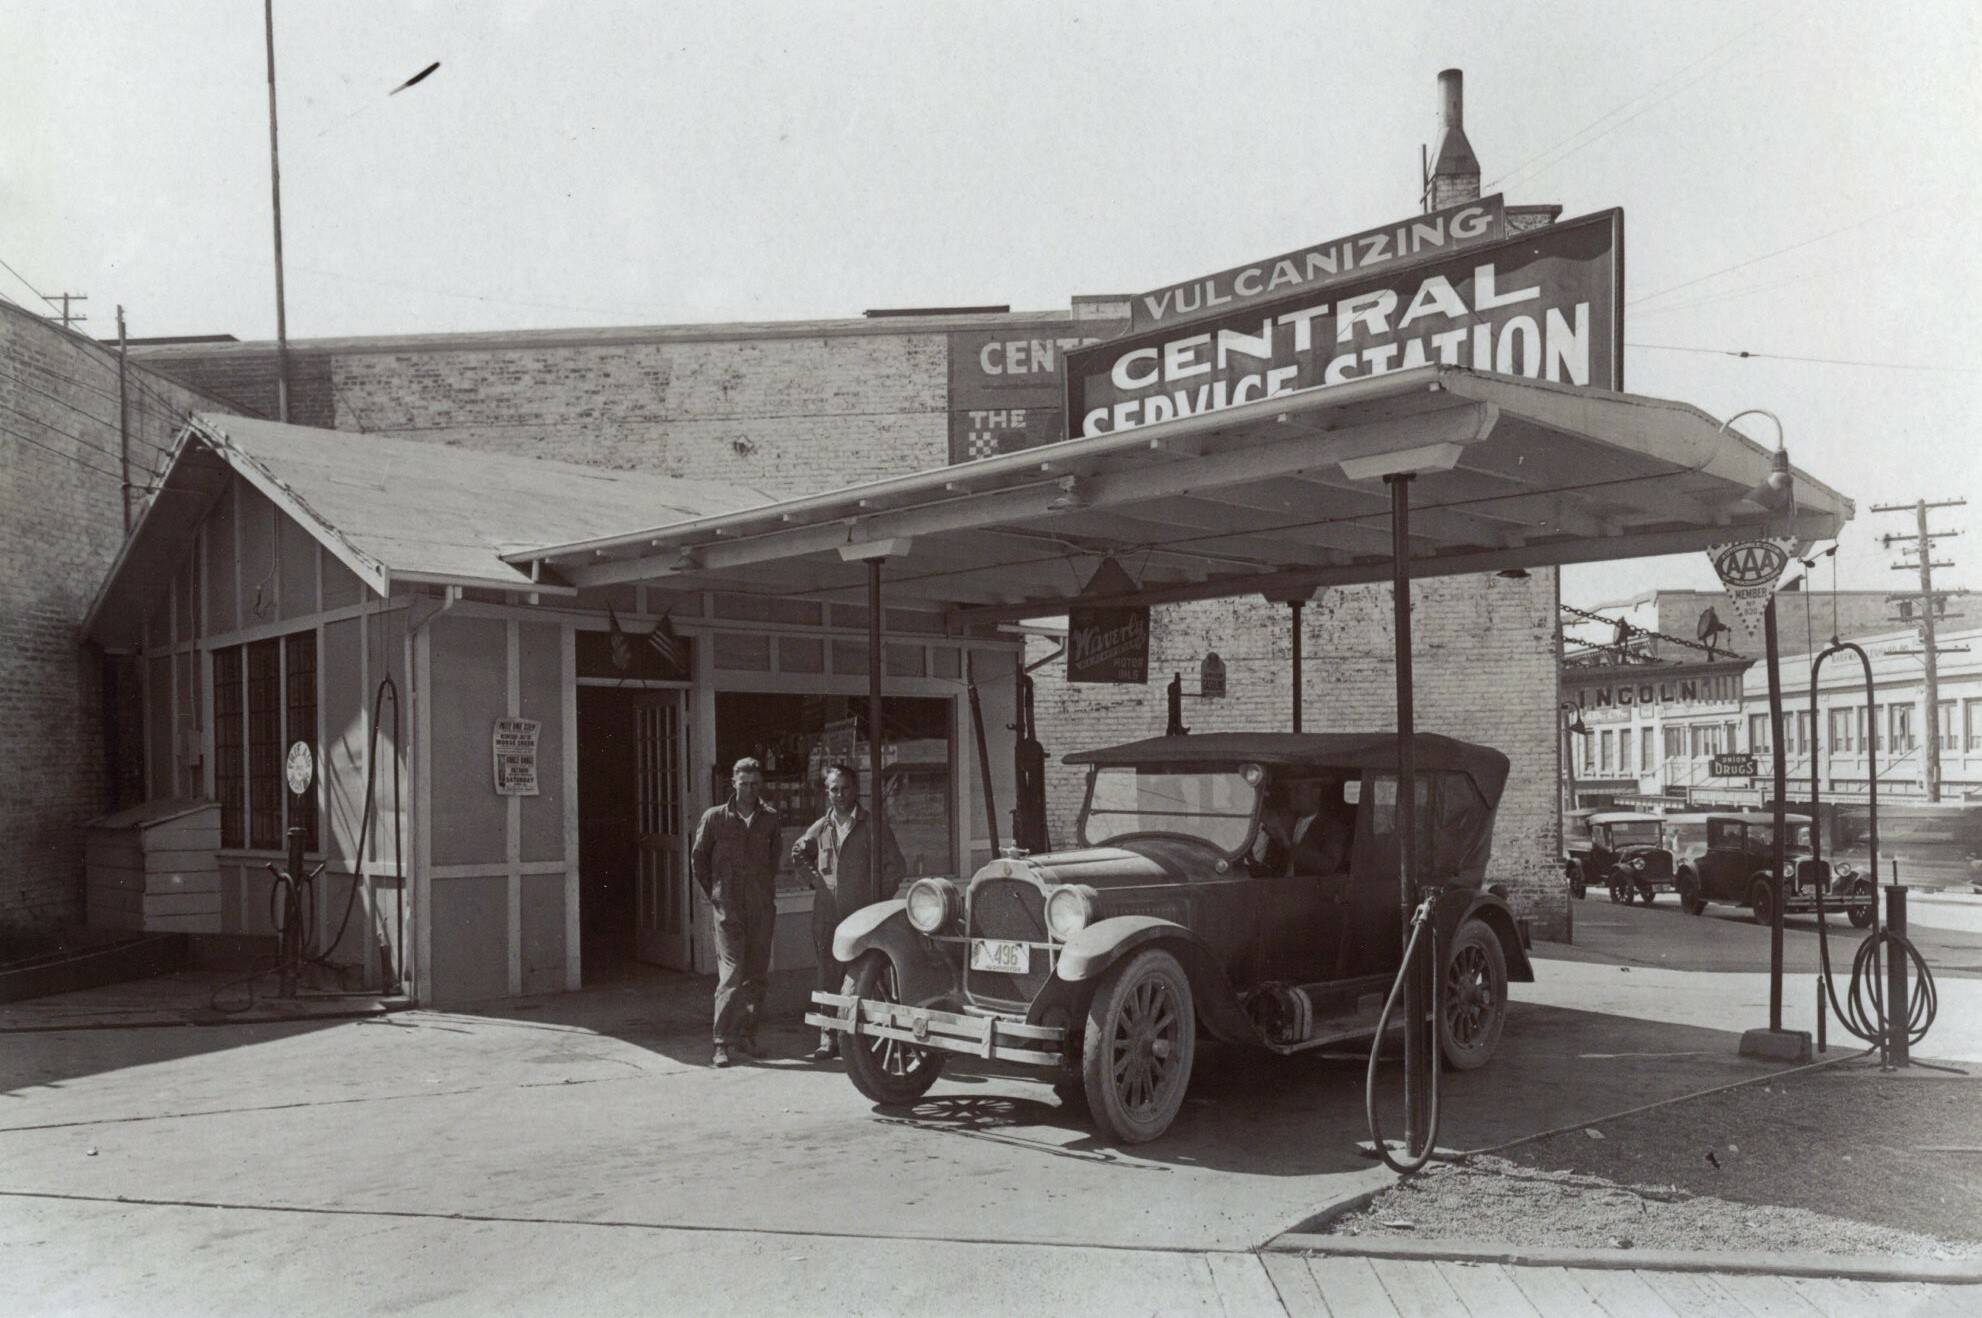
left=1065, top=209, right=1622, bottom=438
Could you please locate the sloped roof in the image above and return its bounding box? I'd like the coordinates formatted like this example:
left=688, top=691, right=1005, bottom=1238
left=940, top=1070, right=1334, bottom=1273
left=84, top=414, right=769, bottom=648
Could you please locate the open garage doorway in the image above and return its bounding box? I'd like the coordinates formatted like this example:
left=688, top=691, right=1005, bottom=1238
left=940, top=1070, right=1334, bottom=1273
left=578, top=686, right=691, bottom=982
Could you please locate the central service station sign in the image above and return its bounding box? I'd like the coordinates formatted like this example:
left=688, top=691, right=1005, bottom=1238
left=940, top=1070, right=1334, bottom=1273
left=1065, top=208, right=1623, bottom=438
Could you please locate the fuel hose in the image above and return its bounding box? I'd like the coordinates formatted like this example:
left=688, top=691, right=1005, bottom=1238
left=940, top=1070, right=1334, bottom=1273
left=1365, top=895, right=1441, bottom=1174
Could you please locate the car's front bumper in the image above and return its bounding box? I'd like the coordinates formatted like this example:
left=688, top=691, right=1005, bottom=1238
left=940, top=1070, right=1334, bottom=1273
left=805, top=992, right=1066, bottom=1067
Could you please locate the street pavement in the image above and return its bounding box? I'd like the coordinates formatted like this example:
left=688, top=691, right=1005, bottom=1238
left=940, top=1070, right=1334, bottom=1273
left=4, top=903, right=1980, bottom=1315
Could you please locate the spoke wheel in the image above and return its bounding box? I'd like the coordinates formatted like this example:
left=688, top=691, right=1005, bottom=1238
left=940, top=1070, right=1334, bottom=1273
left=1440, top=920, right=1508, bottom=1071
left=1849, top=880, right=1875, bottom=929
left=842, top=953, right=945, bottom=1106
left=1749, top=876, right=1777, bottom=927
left=1608, top=874, right=1630, bottom=904
left=1082, top=949, right=1195, bottom=1144
left=1678, top=871, right=1706, bottom=915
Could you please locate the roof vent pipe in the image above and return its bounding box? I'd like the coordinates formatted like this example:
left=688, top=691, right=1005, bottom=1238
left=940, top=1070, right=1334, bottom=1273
left=1427, top=68, right=1482, bottom=210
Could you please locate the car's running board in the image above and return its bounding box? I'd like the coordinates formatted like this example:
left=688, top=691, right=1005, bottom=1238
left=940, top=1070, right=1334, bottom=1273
left=1261, top=992, right=1399, bottom=1055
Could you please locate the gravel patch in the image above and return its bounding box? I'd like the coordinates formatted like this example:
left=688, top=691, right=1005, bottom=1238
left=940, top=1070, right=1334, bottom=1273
left=1331, top=1058, right=1982, bottom=1259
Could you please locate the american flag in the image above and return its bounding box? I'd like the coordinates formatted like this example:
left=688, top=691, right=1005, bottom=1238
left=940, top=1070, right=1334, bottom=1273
left=646, top=608, right=686, bottom=674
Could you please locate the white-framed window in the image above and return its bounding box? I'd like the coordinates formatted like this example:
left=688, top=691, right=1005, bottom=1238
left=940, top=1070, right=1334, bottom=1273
left=1600, top=729, right=1615, bottom=774
left=1966, top=698, right=1982, bottom=752
left=1748, top=713, right=1769, bottom=753
left=1641, top=727, right=1655, bottom=770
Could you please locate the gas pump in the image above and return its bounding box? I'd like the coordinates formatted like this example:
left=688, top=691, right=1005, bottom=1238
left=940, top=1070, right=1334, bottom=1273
left=267, top=742, right=326, bottom=998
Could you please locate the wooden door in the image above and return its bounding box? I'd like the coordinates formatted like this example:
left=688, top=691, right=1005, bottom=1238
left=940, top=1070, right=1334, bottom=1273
left=634, top=692, right=691, bottom=969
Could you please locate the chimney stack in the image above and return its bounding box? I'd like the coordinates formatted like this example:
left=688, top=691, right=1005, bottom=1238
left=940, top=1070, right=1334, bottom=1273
left=1427, top=68, right=1482, bottom=210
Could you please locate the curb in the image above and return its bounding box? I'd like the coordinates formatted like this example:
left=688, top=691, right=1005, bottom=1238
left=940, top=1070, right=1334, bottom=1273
left=1265, top=1233, right=1982, bottom=1285
left=0, top=998, right=410, bottom=1034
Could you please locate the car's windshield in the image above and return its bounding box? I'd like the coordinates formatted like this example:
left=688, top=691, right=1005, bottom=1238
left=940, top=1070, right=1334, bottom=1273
left=1606, top=821, right=1661, bottom=846
left=1082, top=767, right=1257, bottom=852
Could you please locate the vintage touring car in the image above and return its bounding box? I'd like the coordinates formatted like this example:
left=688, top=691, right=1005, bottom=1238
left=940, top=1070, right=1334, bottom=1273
left=805, top=732, right=1533, bottom=1144
left=1563, top=811, right=1673, bottom=904
left=1673, top=810, right=1876, bottom=927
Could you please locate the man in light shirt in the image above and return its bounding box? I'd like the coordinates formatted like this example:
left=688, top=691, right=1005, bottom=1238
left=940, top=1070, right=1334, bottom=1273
left=793, top=761, right=906, bottom=1061
left=690, top=757, right=782, bottom=1068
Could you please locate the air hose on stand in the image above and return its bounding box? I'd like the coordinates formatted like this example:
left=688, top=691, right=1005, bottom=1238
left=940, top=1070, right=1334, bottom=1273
left=1365, top=894, right=1442, bottom=1174
left=1813, top=872, right=1937, bottom=1059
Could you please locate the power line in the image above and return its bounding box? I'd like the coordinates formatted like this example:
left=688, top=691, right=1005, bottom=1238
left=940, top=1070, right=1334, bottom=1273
left=0, top=254, right=60, bottom=310
left=0, top=397, right=165, bottom=472
left=0, top=362, right=180, bottom=456
left=0, top=418, right=130, bottom=483
left=1486, top=7, right=1784, bottom=191
left=1626, top=209, right=1904, bottom=308
left=0, top=257, right=263, bottom=425
left=1626, top=343, right=1980, bottom=374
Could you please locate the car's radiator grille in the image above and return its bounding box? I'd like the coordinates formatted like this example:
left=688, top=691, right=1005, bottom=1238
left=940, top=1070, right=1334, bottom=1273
left=966, top=878, right=1050, bottom=1006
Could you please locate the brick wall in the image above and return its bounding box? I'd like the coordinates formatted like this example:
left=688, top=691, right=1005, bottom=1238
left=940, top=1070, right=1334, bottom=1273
left=1030, top=572, right=1567, bottom=940
left=0, top=302, right=229, bottom=933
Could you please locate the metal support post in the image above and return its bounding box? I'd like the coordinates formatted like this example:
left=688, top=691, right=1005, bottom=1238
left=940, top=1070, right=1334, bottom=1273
left=1386, top=474, right=1426, bottom=1150
left=1815, top=975, right=1826, bottom=1054
left=1764, top=597, right=1787, bottom=1031
left=1885, top=884, right=1910, bottom=1068
left=1289, top=599, right=1304, bottom=733
left=280, top=824, right=305, bottom=997
left=868, top=559, right=885, bottom=900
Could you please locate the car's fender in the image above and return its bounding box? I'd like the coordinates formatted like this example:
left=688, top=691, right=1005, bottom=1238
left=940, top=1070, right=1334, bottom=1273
left=1441, top=891, right=1535, bottom=984
left=1054, top=916, right=1257, bottom=1044
left=830, top=901, right=953, bottom=1008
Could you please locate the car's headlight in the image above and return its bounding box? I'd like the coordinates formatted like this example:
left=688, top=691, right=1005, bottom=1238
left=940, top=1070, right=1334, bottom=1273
left=1835, top=862, right=1855, bottom=877
left=1045, top=885, right=1099, bottom=940
left=1632, top=858, right=1646, bottom=871
left=905, top=877, right=961, bottom=934
left=1782, top=864, right=1797, bottom=879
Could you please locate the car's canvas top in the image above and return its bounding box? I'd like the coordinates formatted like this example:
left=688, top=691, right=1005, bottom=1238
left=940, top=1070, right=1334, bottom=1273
left=1064, top=733, right=1510, bottom=808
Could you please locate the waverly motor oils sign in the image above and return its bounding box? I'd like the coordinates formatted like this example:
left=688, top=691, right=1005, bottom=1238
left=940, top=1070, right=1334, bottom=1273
left=1065, top=209, right=1622, bottom=438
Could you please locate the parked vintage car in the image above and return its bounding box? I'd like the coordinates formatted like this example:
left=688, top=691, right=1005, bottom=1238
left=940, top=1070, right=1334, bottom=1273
left=1673, top=811, right=1876, bottom=927
left=1563, top=811, right=1672, bottom=904
left=805, top=732, right=1534, bottom=1144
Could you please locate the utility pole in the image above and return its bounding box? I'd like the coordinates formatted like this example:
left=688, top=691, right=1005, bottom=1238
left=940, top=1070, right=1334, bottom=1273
left=52, top=293, right=88, bottom=329
left=264, top=0, right=291, bottom=422
left=1874, top=498, right=1967, bottom=802
left=117, top=307, right=131, bottom=531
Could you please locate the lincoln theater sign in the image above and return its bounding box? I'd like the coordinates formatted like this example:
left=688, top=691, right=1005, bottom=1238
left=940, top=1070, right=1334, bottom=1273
left=1067, top=209, right=1622, bottom=437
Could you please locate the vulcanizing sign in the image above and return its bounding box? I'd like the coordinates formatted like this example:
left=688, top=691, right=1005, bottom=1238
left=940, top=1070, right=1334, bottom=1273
left=1066, top=209, right=1622, bottom=439
left=1129, top=195, right=1507, bottom=332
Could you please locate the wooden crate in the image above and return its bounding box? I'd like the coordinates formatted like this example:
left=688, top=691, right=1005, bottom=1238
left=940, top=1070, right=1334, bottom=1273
left=86, top=800, right=223, bottom=933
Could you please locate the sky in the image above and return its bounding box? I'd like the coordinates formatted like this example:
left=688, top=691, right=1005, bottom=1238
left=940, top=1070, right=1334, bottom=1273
left=6, top=1, right=1978, bottom=612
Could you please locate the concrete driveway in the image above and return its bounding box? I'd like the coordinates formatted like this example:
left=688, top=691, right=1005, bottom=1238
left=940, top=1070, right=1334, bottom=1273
left=4, top=910, right=1957, bottom=1314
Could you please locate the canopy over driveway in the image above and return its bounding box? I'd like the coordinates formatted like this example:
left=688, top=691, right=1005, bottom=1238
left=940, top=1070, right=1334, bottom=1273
left=505, top=365, right=1853, bottom=623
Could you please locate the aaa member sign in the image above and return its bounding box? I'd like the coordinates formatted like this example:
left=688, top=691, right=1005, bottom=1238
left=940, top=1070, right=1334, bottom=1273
left=1705, top=537, right=1799, bottom=633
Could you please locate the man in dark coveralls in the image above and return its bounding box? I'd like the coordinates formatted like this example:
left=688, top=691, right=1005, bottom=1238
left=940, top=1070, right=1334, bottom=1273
left=691, top=757, right=782, bottom=1068
left=792, top=762, right=906, bottom=1060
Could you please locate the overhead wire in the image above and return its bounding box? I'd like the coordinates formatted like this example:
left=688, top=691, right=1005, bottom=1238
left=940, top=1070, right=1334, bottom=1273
left=0, top=418, right=131, bottom=483
left=1486, top=6, right=1786, bottom=192
left=1626, top=344, right=1980, bottom=374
